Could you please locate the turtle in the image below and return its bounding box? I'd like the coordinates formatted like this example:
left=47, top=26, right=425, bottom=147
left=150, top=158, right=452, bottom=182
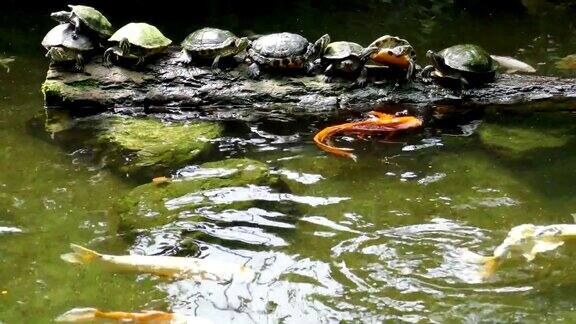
left=104, top=23, right=172, bottom=66
left=246, top=32, right=330, bottom=78
left=421, top=44, right=499, bottom=87
left=320, top=41, right=378, bottom=86
left=50, top=5, right=113, bottom=40
left=181, top=27, right=249, bottom=71
left=41, top=23, right=94, bottom=70
left=366, top=35, right=417, bottom=80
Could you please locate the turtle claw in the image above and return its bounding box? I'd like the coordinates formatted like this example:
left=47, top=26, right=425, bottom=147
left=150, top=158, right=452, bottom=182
left=211, top=56, right=222, bottom=72
left=180, top=50, right=193, bottom=65
left=248, top=62, right=260, bottom=79
left=321, top=75, right=333, bottom=83
left=103, top=48, right=115, bottom=68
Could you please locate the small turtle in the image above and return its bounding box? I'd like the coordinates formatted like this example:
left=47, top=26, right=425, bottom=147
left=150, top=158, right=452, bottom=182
left=51, top=5, right=113, bottom=40
left=366, top=35, right=416, bottom=80
left=181, top=27, right=249, bottom=70
left=421, top=44, right=498, bottom=87
left=42, top=23, right=94, bottom=70
left=320, top=41, right=377, bottom=86
left=246, top=32, right=330, bottom=78
left=104, top=23, right=172, bottom=66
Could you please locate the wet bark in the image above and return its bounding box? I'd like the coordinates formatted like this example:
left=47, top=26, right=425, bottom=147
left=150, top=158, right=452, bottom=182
left=43, top=48, right=576, bottom=119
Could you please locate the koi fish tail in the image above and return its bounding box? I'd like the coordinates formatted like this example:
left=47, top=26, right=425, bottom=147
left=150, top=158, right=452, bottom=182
left=482, top=256, right=502, bottom=279
left=55, top=307, right=98, bottom=322
left=60, top=244, right=102, bottom=265
left=313, top=124, right=358, bottom=161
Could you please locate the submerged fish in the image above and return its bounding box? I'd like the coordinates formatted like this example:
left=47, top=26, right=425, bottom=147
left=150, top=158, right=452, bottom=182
left=490, top=55, right=536, bottom=74
left=0, top=56, right=15, bottom=73
left=55, top=307, right=212, bottom=323
left=313, top=111, right=422, bottom=161
left=61, top=244, right=254, bottom=283
left=555, top=54, right=576, bottom=70
left=481, top=224, right=576, bottom=278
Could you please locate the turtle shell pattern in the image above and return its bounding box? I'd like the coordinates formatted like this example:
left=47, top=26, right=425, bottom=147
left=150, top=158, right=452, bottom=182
left=438, top=44, right=497, bottom=73
left=248, top=33, right=313, bottom=68
left=367, top=35, right=415, bottom=66
left=42, top=24, right=94, bottom=51
left=109, top=23, right=172, bottom=49
left=182, top=27, right=239, bottom=57
left=323, top=41, right=364, bottom=60
left=69, top=5, right=113, bottom=38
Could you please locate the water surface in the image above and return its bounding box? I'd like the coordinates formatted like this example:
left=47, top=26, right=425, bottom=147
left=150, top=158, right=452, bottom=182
left=2, top=2, right=576, bottom=322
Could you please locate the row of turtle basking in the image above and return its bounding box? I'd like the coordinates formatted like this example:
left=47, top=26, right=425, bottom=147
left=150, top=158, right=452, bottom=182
left=42, top=5, right=536, bottom=88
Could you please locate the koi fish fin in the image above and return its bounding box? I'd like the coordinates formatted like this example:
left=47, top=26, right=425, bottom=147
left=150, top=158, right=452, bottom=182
left=522, top=239, right=565, bottom=261
left=55, top=307, right=98, bottom=322
left=61, top=244, right=102, bottom=265
left=482, top=256, right=502, bottom=279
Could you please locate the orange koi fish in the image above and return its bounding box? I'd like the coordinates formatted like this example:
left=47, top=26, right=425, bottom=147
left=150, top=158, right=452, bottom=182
left=313, top=111, right=422, bottom=161
left=55, top=307, right=212, bottom=323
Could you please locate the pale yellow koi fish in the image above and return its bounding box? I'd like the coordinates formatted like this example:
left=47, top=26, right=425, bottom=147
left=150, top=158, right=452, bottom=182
left=61, top=244, right=254, bottom=283
left=481, top=224, right=576, bottom=278
left=55, top=307, right=212, bottom=323
left=490, top=55, right=536, bottom=74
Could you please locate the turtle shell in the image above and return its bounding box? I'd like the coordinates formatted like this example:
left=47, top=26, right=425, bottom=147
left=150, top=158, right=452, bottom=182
left=323, top=41, right=363, bottom=60
left=41, top=24, right=94, bottom=51
left=438, top=44, right=497, bottom=73
left=69, top=5, right=113, bottom=38
left=251, top=33, right=309, bottom=59
left=182, top=27, right=237, bottom=51
left=109, top=23, right=172, bottom=49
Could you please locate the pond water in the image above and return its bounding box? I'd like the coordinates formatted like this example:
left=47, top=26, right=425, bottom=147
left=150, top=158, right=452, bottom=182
left=2, top=1, right=576, bottom=322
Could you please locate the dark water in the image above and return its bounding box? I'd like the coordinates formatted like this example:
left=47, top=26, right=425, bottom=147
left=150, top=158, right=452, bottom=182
left=2, top=1, right=576, bottom=322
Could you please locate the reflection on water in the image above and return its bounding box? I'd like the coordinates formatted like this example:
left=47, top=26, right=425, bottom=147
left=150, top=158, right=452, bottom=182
left=3, top=1, right=576, bottom=323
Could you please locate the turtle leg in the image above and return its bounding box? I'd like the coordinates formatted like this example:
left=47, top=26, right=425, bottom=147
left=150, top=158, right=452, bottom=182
left=211, top=55, right=222, bottom=73
left=248, top=62, right=261, bottom=79
left=420, top=65, right=435, bottom=83
left=71, top=16, right=82, bottom=39
left=74, top=53, right=84, bottom=71
left=136, top=55, right=146, bottom=66
left=181, top=49, right=193, bottom=65
left=406, top=59, right=415, bottom=81
left=352, top=67, right=369, bottom=88
left=459, top=76, right=470, bottom=90
left=322, top=64, right=335, bottom=83
left=307, top=58, right=322, bottom=75
left=103, top=47, right=115, bottom=67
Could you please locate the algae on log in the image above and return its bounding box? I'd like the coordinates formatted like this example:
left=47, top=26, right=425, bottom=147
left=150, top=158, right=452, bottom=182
left=111, top=158, right=287, bottom=231
left=42, top=48, right=576, bottom=118
left=41, top=113, right=223, bottom=179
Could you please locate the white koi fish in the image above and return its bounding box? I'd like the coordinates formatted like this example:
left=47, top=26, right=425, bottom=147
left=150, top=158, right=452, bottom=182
left=490, top=55, right=536, bottom=74
left=55, top=307, right=212, bottom=323
left=481, top=224, right=576, bottom=278
left=61, top=244, right=254, bottom=283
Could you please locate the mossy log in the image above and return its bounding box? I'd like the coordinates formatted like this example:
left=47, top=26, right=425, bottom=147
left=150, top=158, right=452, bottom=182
left=43, top=48, right=576, bottom=118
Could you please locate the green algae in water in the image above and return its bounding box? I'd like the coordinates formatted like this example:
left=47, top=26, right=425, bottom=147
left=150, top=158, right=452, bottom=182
left=478, top=112, right=576, bottom=155
left=41, top=114, right=224, bottom=178
left=96, top=117, right=223, bottom=176
left=112, top=158, right=284, bottom=231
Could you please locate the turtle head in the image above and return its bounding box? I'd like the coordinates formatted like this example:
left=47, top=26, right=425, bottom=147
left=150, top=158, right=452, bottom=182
left=360, top=46, right=378, bottom=62
left=50, top=11, right=72, bottom=23
left=235, top=37, right=250, bottom=53
left=119, top=38, right=131, bottom=55
left=337, top=59, right=360, bottom=73
left=426, top=50, right=445, bottom=69
left=313, top=34, right=331, bottom=58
